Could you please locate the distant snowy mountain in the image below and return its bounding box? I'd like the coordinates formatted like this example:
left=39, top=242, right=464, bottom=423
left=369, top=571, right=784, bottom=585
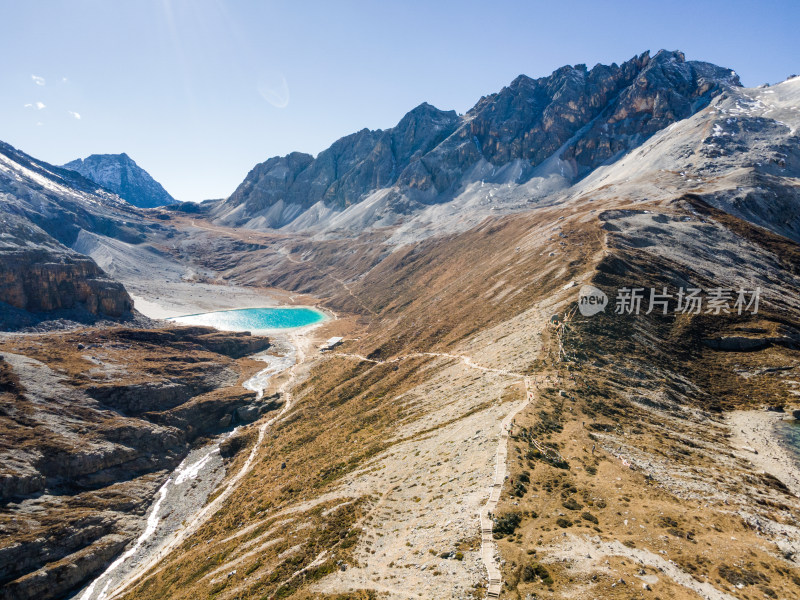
left=63, top=153, right=176, bottom=208
left=0, top=142, right=137, bottom=324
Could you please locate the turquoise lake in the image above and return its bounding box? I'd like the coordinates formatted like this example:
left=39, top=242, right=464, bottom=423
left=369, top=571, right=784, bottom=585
left=776, top=419, right=800, bottom=463
left=167, top=307, right=325, bottom=332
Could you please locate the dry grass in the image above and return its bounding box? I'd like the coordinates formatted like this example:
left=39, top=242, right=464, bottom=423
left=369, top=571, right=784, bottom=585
left=493, top=199, right=800, bottom=599
left=118, top=353, right=449, bottom=600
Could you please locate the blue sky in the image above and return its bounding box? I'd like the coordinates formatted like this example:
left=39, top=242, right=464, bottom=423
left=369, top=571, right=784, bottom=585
left=2, top=0, right=798, bottom=202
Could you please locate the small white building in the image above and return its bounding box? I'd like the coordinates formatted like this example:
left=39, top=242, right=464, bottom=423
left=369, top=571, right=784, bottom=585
left=319, top=336, right=343, bottom=352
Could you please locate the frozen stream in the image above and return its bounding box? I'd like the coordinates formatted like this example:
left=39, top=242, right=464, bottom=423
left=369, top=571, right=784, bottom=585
left=74, top=341, right=297, bottom=600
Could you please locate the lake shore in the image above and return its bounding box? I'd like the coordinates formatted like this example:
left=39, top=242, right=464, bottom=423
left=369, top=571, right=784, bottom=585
left=167, top=305, right=328, bottom=332
left=128, top=280, right=291, bottom=320
left=727, top=409, right=800, bottom=497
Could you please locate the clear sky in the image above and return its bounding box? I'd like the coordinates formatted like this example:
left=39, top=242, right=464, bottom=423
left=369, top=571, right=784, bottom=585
left=2, top=0, right=798, bottom=202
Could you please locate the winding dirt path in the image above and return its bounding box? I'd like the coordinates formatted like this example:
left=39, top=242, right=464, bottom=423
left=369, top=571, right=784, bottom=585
left=332, top=350, right=534, bottom=597
left=333, top=351, right=525, bottom=378
left=480, top=376, right=533, bottom=597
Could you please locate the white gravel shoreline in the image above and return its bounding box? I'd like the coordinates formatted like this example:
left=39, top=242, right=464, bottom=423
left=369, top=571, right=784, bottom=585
left=727, top=409, right=800, bottom=497
left=128, top=282, right=286, bottom=320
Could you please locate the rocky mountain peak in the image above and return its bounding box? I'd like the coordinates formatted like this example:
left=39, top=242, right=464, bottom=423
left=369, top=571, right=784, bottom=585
left=63, top=153, right=176, bottom=208
left=398, top=102, right=458, bottom=129
left=212, top=50, right=742, bottom=230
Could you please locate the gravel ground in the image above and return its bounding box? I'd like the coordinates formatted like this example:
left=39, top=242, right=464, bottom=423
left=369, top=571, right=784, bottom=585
left=727, top=409, right=800, bottom=497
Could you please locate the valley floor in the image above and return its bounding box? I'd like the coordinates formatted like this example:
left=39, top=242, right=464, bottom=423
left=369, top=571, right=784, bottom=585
left=106, top=281, right=800, bottom=600
left=4, top=273, right=800, bottom=600
left=102, top=201, right=800, bottom=600
left=128, top=280, right=292, bottom=320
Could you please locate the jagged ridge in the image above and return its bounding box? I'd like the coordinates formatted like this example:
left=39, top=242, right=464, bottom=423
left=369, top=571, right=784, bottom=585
left=212, top=50, right=739, bottom=229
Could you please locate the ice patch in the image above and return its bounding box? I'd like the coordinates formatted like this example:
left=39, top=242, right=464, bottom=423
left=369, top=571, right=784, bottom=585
left=175, top=450, right=220, bottom=486
left=80, top=481, right=171, bottom=599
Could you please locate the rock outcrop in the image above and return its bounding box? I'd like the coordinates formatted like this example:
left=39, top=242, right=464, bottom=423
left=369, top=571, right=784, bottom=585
left=0, top=327, right=272, bottom=600
left=216, top=102, right=460, bottom=228
left=0, top=214, right=133, bottom=327
left=0, top=248, right=132, bottom=316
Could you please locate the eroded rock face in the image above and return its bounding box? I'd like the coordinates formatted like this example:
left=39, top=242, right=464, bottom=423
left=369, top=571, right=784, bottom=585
left=0, top=529, right=130, bottom=600
left=403, top=50, right=738, bottom=191
left=0, top=248, right=133, bottom=317
left=214, top=50, right=739, bottom=228
left=561, top=51, right=740, bottom=174
left=217, top=102, right=460, bottom=227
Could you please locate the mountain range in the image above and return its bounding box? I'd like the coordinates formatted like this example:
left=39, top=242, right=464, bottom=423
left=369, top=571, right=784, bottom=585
left=208, top=50, right=745, bottom=231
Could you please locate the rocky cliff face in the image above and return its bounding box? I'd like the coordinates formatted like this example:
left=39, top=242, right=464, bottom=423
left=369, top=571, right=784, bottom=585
left=217, top=103, right=459, bottom=228
left=560, top=51, right=739, bottom=173
left=212, top=50, right=739, bottom=229
left=408, top=50, right=739, bottom=190
left=0, top=248, right=132, bottom=317
left=0, top=327, right=272, bottom=600
left=0, top=214, right=133, bottom=328
left=0, top=143, right=170, bottom=328
left=63, top=153, right=176, bottom=208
